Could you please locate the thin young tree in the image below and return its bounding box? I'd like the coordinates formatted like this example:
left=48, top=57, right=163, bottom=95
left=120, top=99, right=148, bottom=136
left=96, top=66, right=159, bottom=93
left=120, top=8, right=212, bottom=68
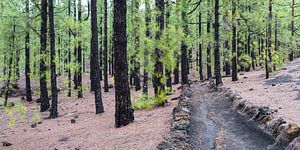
left=231, top=0, right=238, bottom=81
left=114, top=0, right=134, bottom=127
left=103, top=0, right=109, bottom=92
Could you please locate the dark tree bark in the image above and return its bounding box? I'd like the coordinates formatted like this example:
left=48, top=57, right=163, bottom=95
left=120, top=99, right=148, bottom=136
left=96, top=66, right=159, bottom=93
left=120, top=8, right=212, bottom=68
left=68, top=0, right=72, bottom=97
left=199, top=11, right=204, bottom=81
left=266, top=0, right=272, bottom=79
left=143, top=0, right=151, bottom=95
left=154, top=0, right=166, bottom=98
left=91, top=0, right=104, bottom=114
left=173, top=58, right=180, bottom=84
left=165, top=0, right=172, bottom=91
left=103, top=0, right=109, bottom=92
left=77, top=0, right=83, bottom=98
left=49, top=0, right=58, bottom=118
left=99, top=15, right=103, bottom=81
left=214, top=0, right=223, bottom=85
left=133, top=0, right=141, bottom=91
left=207, top=11, right=212, bottom=79
left=39, top=0, right=50, bottom=112
left=25, top=0, right=32, bottom=102
left=224, top=40, right=231, bottom=76
left=231, top=0, right=238, bottom=81
left=73, top=0, right=78, bottom=90
left=113, top=0, right=134, bottom=128
left=289, top=0, right=295, bottom=61
left=181, top=0, right=189, bottom=85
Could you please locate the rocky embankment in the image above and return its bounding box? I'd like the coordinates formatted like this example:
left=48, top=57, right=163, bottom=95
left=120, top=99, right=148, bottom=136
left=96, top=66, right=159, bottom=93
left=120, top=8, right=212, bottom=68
left=157, top=85, right=193, bottom=150
left=209, top=81, right=300, bottom=150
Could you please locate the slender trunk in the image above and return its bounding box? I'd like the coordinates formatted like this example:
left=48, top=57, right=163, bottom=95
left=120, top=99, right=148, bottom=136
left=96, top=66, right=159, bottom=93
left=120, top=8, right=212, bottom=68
left=25, top=0, right=32, bottom=102
left=214, top=0, right=223, bottom=85
left=91, top=0, right=104, bottom=114
left=165, top=0, right=172, bottom=91
left=114, top=0, right=134, bottom=127
left=207, top=18, right=212, bottom=79
left=199, top=12, right=204, bottom=81
left=77, top=0, right=83, bottom=98
left=143, top=0, right=151, bottom=95
left=68, top=0, right=72, bottom=97
left=104, top=0, right=109, bottom=92
left=181, top=0, right=189, bottom=84
left=49, top=0, right=58, bottom=118
left=99, top=15, right=103, bottom=81
left=40, top=0, right=50, bottom=112
left=231, top=0, right=238, bottom=81
left=290, top=0, right=295, bottom=61
left=153, top=0, right=166, bottom=99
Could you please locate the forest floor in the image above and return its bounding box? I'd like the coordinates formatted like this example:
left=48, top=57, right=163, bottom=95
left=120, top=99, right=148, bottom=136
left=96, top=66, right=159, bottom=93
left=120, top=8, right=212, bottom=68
left=189, top=82, right=283, bottom=150
left=0, top=74, right=181, bottom=150
left=224, top=58, right=300, bottom=126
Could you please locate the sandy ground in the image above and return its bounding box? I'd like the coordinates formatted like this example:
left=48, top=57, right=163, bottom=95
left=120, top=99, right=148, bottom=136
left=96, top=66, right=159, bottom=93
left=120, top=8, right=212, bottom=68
left=0, top=73, right=181, bottom=150
left=224, top=59, right=300, bottom=126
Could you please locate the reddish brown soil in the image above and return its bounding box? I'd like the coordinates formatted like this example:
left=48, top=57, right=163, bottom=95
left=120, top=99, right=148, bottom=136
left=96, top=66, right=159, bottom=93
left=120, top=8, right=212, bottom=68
left=0, top=74, right=180, bottom=150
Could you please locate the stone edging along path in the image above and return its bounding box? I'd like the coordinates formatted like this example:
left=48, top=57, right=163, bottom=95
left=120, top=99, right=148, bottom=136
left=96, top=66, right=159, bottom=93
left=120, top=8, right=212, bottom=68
left=157, top=85, right=193, bottom=150
left=157, top=81, right=300, bottom=150
left=208, top=81, right=300, bottom=150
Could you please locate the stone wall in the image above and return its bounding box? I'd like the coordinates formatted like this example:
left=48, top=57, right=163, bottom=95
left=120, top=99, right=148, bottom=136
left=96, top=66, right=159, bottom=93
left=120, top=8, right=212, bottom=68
left=157, top=85, right=193, bottom=150
left=209, top=81, right=300, bottom=150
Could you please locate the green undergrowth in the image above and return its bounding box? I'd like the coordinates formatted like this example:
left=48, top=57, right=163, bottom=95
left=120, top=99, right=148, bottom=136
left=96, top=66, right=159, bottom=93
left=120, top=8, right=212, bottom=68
left=132, top=92, right=167, bottom=110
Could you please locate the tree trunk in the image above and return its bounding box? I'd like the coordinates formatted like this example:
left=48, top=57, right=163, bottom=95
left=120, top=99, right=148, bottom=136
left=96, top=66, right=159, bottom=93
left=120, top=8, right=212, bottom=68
left=143, top=0, right=151, bottom=95
left=25, top=0, right=32, bottom=102
left=77, top=0, right=83, bottom=98
left=40, top=0, right=50, bottom=112
left=68, top=0, right=72, bottom=97
left=199, top=12, right=204, bottom=81
left=104, top=0, right=109, bottom=92
left=91, top=0, right=104, bottom=114
left=231, top=0, right=238, bottom=81
left=154, top=0, right=166, bottom=99
left=207, top=12, right=212, bottom=79
left=214, top=0, right=223, bottom=86
left=181, top=0, right=189, bottom=85
left=114, top=0, right=134, bottom=127
left=49, top=0, right=58, bottom=118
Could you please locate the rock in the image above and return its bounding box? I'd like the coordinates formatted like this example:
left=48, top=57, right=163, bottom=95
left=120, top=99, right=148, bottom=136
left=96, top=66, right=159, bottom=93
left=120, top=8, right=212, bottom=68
left=249, top=88, right=254, bottom=91
left=58, top=137, right=69, bottom=142
left=71, top=119, right=76, bottom=124
left=171, top=96, right=180, bottom=101
left=2, top=142, right=12, bottom=147
left=284, top=124, right=300, bottom=142
left=31, top=123, right=37, bottom=128
left=74, top=114, right=79, bottom=119
left=21, top=96, right=26, bottom=101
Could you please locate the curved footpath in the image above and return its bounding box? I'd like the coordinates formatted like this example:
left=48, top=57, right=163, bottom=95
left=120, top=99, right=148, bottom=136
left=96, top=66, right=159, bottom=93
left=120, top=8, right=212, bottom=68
left=158, top=81, right=300, bottom=150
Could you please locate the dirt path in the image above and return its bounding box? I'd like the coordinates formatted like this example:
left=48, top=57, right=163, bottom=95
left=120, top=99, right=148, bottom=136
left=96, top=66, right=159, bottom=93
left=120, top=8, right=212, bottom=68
left=189, top=83, right=284, bottom=150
